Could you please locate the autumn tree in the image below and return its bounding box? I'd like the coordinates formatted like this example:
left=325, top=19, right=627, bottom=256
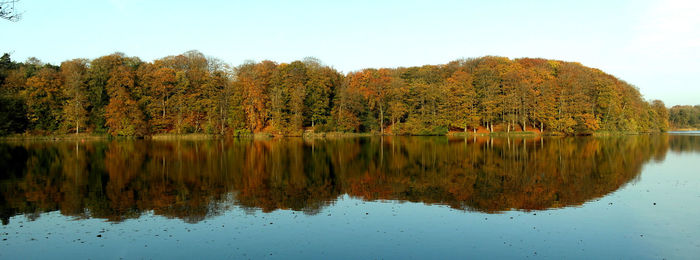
left=304, top=58, right=340, bottom=129
left=105, top=66, right=147, bottom=136
left=352, top=68, right=391, bottom=134
left=386, top=74, right=408, bottom=133
left=25, top=65, right=63, bottom=132
left=669, top=105, right=700, bottom=129
left=142, top=65, right=176, bottom=132
left=471, top=57, right=509, bottom=132
left=236, top=60, right=276, bottom=132
left=86, top=53, right=128, bottom=133
left=60, top=59, right=89, bottom=134
left=0, top=52, right=674, bottom=136
left=203, top=58, right=235, bottom=134
left=443, top=70, right=477, bottom=132
left=650, top=100, right=669, bottom=132
left=331, top=78, right=364, bottom=132
left=273, top=61, right=308, bottom=134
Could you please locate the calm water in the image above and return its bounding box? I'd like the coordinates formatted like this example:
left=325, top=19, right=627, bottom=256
left=1, top=135, right=699, bottom=259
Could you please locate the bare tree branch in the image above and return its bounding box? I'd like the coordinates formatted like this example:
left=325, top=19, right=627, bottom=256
left=0, top=0, right=21, bottom=22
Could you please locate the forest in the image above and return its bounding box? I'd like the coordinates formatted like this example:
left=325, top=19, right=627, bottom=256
left=0, top=51, right=672, bottom=136
left=669, top=105, right=700, bottom=130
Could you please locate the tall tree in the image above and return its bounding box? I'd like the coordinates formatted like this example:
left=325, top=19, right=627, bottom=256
left=237, top=60, right=275, bottom=132
left=354, top=68, right=391, bottom=134
left=304, top=59, right=339, bottom=129
left=142, top=65, right=176, bottom=132
left=25, top=66, right=63, bottom=132
left=60, top=59, right=89, bottom=134
left=443, top=70, right=477, bottom=132
left=105, top=66, right=147, bottom=136
left=283, top=61, right=308, bottom=133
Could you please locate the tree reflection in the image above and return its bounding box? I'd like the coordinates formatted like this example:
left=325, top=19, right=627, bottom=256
left=1, top=134, right=695, bottom=225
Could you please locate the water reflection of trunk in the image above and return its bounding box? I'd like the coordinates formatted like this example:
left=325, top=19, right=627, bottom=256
left=380, top=136, right=384, bottom=168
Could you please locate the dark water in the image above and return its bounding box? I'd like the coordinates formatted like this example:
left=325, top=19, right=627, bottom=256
left=1, top=135, right=699, bottom=259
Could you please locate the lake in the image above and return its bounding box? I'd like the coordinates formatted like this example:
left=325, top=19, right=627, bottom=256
left=1, top=134, right=699, bottom=259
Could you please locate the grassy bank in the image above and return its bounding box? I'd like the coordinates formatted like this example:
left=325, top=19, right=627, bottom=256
left=149, top=133, right=221, bottom=140
left=2, top=130, right=670, bottom=142
left=448, top=131, right=540, bottom=137
left=592, top=130, right=662, bottom=136
left=302, top=132, right=374, bottom=138
left=0, top=133, right=109, bottom=141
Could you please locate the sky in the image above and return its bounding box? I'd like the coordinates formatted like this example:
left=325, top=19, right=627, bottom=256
left=1, top=0, right=698, bottom=106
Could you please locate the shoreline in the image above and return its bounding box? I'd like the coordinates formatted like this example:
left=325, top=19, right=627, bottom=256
left=669, top=128, right=699, bottom=132
left=0, top=130, right=672, bottom=141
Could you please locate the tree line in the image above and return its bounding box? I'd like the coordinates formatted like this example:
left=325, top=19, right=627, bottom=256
left=0, top=51, right=672, bottom=136
left=669, top=105, right=700, bottom=130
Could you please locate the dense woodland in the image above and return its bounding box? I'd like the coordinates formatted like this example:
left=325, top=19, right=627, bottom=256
left=2, top=135, right=683, bottom=224
left=0, top=51, right=672, bottom=136
left=669, top=105, right=700, bottom=129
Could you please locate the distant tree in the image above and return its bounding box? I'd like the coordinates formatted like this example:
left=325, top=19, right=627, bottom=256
left=669, top=105, right=700, bottom=129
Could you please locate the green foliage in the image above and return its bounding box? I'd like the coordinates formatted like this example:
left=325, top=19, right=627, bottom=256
left=0, top=94, right=28, bottom=135
left=669, top=105, right=700, bottom=129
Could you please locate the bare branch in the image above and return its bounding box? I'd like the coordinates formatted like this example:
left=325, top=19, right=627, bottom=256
left=0, top=0, right=21, bottom=22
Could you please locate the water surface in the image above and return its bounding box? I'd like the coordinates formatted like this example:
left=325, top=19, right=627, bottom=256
left=1, top=135, right=699, bottom=258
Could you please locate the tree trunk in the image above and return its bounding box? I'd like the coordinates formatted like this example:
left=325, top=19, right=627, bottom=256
left=339, top=103, right=343, bottom=124
left=379, top=105, right=384, bottom=135
left=220, top=104, right=225, bottom=135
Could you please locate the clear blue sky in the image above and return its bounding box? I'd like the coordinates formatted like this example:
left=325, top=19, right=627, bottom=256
left=1, top=0, right=698, bottom=106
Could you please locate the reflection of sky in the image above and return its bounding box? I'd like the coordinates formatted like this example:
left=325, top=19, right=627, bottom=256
left=2, top=149, right=699, bottom=259
left=612, top=153, right=700, bottom=258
